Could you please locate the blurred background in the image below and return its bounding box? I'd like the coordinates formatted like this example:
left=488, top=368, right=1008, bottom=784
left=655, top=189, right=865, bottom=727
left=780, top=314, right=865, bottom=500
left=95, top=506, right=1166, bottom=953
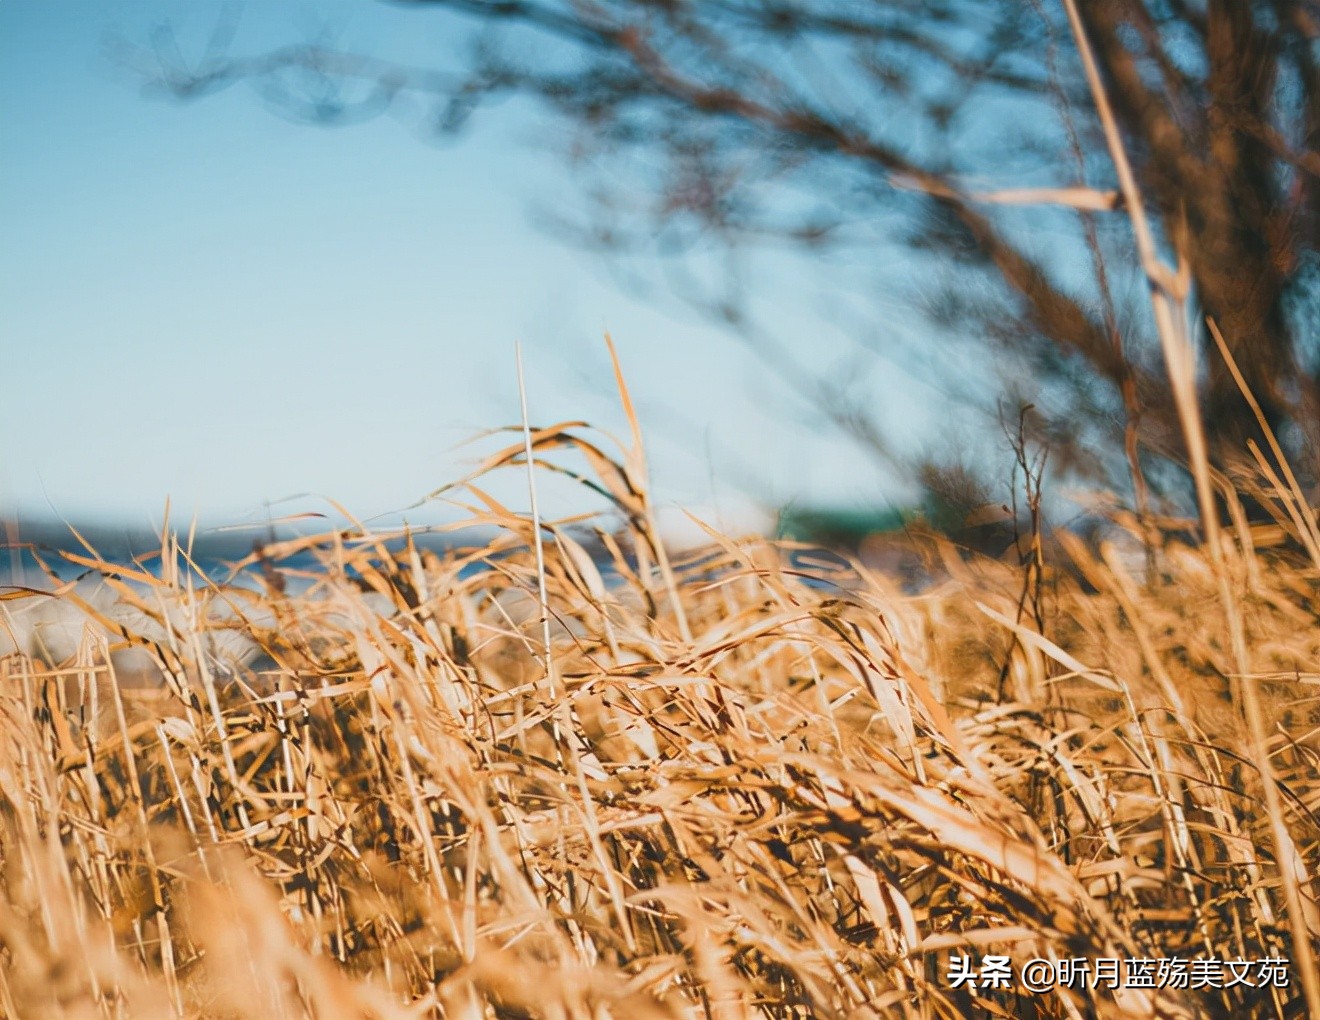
left=3, top=0, right=1317, bottom=561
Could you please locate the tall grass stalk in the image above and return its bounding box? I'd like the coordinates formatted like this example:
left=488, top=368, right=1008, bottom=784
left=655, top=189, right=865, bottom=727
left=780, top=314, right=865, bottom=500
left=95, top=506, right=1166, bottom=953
left=1063, top=2, right=1320, bottom=1011
left=3, top=393, right=1319, bottom=1017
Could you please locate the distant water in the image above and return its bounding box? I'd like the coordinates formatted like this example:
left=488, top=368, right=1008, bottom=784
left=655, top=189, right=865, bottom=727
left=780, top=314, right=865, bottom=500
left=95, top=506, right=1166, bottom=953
left=2, top=517, right=853, bottom=596
left=0, top=517, right=490, bottom=591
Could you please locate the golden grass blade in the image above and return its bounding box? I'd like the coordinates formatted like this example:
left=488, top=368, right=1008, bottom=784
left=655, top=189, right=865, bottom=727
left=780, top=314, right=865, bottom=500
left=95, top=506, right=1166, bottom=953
left=1, top=388, right=1315, bottom=1018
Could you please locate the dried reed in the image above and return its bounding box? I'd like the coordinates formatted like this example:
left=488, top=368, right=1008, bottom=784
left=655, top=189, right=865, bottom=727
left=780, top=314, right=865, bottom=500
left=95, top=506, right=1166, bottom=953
left=2, top=397, right=1318, bottom=1019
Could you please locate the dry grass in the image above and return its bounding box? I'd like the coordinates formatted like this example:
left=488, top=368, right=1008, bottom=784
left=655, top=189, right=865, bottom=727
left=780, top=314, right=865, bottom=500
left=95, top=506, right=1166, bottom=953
left=1, top=417, right=1319, bottom=1020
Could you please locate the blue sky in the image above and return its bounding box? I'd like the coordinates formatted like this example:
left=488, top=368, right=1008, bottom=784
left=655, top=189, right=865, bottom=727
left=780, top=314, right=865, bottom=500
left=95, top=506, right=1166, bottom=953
left=1, top=1, right=934, bottom=530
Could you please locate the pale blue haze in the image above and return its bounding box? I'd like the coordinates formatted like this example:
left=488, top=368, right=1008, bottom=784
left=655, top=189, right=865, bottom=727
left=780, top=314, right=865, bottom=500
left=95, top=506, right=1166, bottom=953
left=1, top=1, right=929, bottom=530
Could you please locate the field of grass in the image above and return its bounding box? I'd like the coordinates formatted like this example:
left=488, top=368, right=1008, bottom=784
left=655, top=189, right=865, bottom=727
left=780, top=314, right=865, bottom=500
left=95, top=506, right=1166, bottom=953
left=2, top=412, right=1319, bottom=1019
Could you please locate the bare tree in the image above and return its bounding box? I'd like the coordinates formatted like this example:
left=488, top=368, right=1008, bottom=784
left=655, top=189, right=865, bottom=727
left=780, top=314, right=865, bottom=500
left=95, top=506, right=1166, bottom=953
left=134, top=0, right=1320, bottom=506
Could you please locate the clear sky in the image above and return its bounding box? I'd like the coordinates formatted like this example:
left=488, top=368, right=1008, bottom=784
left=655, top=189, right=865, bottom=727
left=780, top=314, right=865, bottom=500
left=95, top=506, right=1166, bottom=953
left=1, top=1, right=933, bottom=531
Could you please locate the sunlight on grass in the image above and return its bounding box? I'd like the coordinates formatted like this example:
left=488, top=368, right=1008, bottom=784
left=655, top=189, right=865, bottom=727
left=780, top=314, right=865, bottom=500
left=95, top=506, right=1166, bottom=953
left=2, top=401, right=1317, bottom=1019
